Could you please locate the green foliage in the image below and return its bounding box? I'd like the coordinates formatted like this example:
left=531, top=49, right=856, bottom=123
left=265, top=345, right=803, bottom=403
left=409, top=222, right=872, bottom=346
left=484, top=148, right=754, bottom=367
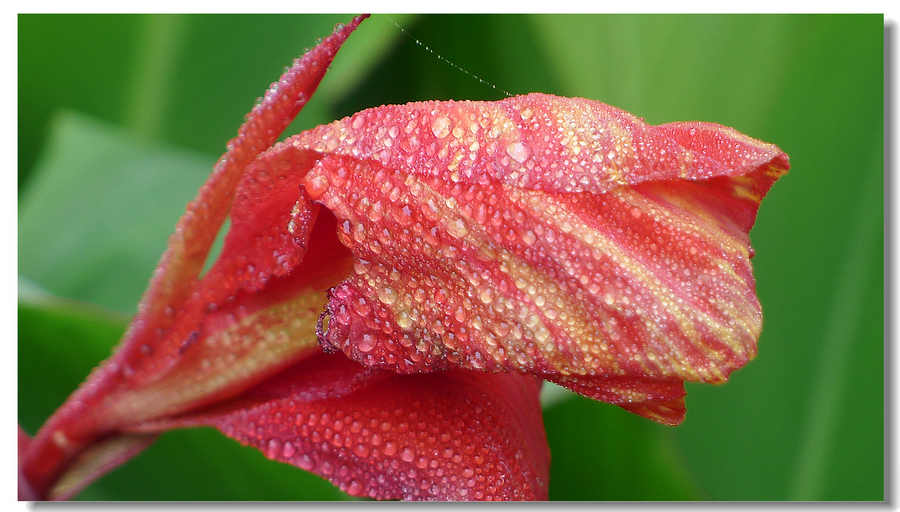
left=18, top=14, right=883, bottom=500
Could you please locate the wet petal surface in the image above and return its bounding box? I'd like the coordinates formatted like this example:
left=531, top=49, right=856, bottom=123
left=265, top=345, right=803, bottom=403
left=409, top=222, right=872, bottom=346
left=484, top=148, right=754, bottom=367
left=292, top=94, right=788, bottom=423
left=141, top=352, right=550, bottom=500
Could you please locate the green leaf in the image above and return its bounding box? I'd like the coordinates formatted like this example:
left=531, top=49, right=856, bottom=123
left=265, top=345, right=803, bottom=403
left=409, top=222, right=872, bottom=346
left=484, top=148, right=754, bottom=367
left=663, top=15, right=884, bottom=501
left=543, top=393, right=703, bottom=500
left=18, top=110, right=213, bottom=314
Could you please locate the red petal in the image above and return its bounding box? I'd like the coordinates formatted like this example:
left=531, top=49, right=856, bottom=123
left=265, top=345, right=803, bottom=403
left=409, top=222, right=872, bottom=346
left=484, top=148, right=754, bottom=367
left=21, top=17, right=368, bottom=499
left=139, top=352, right=550, bottom=501
left=288, top=94, right=787, bottom=423
left=548, top=375, right=686, bottom=425
left=129, top=14, right=369, bottom=356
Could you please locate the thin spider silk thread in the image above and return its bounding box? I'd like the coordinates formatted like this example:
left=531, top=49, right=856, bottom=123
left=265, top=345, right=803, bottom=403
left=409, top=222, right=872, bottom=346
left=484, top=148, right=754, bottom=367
left=388, top=17, right=513, bottom=98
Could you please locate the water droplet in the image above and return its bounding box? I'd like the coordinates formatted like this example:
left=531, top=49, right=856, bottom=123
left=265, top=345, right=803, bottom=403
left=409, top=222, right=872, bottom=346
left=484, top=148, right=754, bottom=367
left=431, top=116, right=451, bottom=138
left=298, top=453, right=314, bottom=470
left=447, top=219, right=469, bottom=238
left=305, top=173, right=330, bottom=200
left=506, top=141, right=532, bottom=164
left=353, top=443, right=370, bottom=458
left=358, top=333, right=376, bottom=353
left=378, top=286, right=398, bottom=305
left=534, top=326, right=550, bottom=343
left=396, top=311, right=413, bottom=329
left=265, top=439, right=281, bottom=459
left=521, top=230, right=537, bottom=246
left=282, top=441, right=296, bottom=459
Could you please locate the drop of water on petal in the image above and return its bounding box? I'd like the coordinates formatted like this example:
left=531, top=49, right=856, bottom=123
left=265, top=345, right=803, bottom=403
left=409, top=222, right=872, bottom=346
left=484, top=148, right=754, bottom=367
left=266, top=439, right=281, bottom=459
left=447, top=219, right=469, bottom=238
left=357, top=333, right=376, bottom=353
left=506, top=141, right=532, bottom=164
left=282, top=441, right=296, bottom=459
left=378, top=286, right=398, bottom=305
left=431, top=116, right=451, bottom=139
left=298, top=453, right=314, bottom=470
left=353, top=443, right=370, bottom=458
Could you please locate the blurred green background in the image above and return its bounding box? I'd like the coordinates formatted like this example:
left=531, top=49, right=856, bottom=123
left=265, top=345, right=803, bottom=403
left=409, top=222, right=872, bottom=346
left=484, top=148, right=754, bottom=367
left=18, top=14, right=883, bottom=500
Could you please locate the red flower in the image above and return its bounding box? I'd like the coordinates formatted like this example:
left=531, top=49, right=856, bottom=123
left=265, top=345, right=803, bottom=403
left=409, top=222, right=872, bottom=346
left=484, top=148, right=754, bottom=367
left=18, top=14, right=788, bottom=501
